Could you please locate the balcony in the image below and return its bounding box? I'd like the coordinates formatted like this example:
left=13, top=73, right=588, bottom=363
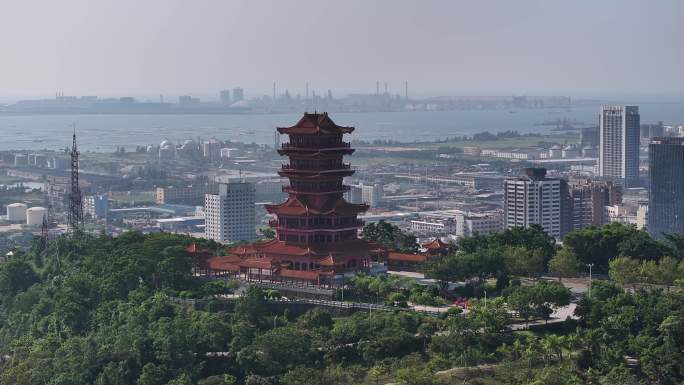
left=280, top=142, right=351, bottom=151
left=269, top=219, right=364, bottom=230
left=282, top=185, right=351, bottom=194
left=281, top=163, right=352, bottom=172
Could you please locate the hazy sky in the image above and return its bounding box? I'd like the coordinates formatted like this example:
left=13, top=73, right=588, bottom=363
left=1, top=0, right=683, bottom=99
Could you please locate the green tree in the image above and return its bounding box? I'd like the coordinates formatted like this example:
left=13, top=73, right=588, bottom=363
left=166, top=373, right=192, bottom=385
left=258, top=227, right=275, bottom=239
left=362, top=220, right=418, bottom=253
left=503, top=246, right=545, bottom=278
left=609, top=256, right=641, bottom=287
left=394, top=367, right=438, bottom=385
left=137, top=363, right=168, bottom=385
left=548, top=248, right=578, bottom=282
left=0, top=257, right=39, bottom=294
left=657, top=256, right=681, bottom=288
left=281, top=367, right=325, bottom=385
left=421, top=254, right=463, bottom=293
left=198, top=375, right=237, bottom=385
left=235, top=286, right=269, bottom=325
left=508, top=281, right=570, bottom=324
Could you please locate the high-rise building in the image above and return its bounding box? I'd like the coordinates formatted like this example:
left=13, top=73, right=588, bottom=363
left=504, top=168, right=564, bottom=239
left=599, top=105, right=640, bottom=187
left=219, top=89, right=231, bottom=104
left=568, top=178, right=622, bottom=230
left=155, top=184, right=219, bottom=205
left=204, top=182, right=256, bottom=243
left=641, top=122, right=665, bottom=140
left=203, top=138, right=222, bottom=164
left=648, top=137, right=684, bottom=238
left=232, top=87, right=244, bottom=102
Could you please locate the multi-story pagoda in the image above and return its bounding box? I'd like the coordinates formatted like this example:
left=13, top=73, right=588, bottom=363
left=205, top=112, right=380, bottom=286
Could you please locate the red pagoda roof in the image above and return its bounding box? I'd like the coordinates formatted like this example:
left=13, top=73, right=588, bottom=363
left=206, top=256, right=242, bottom=271
left=277, top=112, right=354, bottom=135
left=387, top=252, right=426, bottom=263
left=265, top=196, right=368, bottom=216
left=277, top=269, right=321, bottom=280
left=422, top=238, right=450, bottom=250
left=225, top=238, right=377, bottom=258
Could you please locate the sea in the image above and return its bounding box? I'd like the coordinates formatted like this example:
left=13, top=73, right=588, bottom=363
left=1, top=102, right=683, bottom=152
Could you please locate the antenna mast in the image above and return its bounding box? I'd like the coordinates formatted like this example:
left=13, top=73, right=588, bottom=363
left=68, top=125, right=83, bottom=234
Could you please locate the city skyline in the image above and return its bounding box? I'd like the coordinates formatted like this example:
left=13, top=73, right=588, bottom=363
left=2, top=0, right=683, bottom=98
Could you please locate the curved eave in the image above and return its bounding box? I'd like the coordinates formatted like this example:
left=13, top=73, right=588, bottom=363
left=278, top=170, right=354, bottom=178
left=277, top=149, right=355, bottom=157
left=277, top=126, right=354, bottom=135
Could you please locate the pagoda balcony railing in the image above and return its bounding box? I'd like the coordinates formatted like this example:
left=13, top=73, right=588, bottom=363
left=281, top=142, right=351, bottom=150
left=281, top=163, right=351, bottom=172
left=282, top=185, right=351, bottom=194
left=269, top=219, right=364, bottom=229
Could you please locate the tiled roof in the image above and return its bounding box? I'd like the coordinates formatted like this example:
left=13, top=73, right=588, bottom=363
left=422, top=238, right=449, bottom=250
left=265, top=196, right=367, bottom=216
left=277, top=112, right=354, bottom=135
left=277, top=269, right=321, bottom=280
left=387, top=252, right=426, bottom=263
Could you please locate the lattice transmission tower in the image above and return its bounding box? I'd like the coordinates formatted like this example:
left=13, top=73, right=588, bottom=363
left=67, top=127, right=83, bottom=234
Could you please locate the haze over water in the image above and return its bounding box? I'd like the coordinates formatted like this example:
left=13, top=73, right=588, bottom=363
left=2, top=103, right=684, bottom=152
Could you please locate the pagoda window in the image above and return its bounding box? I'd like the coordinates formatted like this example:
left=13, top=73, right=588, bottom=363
left=294, top=262, right=301, bottom=270
left=309, top=262, right=314, bottom=270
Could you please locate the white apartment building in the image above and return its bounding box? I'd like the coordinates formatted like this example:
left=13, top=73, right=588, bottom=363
left=504, top=168, right=562, bottom=239
left=409, top=218, right=457, bottom=237
left=204, top=182, right=256, bottom=243
left=409, top=211, right=503, bottom=238
left=457, top=213, right=504, bottom=238
left=345, top=183, right=383, bottom=207
left=599, top=105, right=640, bottom=187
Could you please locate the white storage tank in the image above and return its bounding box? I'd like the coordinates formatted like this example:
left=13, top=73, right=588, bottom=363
left=26, top=207, right=48, bottom=226
left=6, top=203, right=27, bottom=223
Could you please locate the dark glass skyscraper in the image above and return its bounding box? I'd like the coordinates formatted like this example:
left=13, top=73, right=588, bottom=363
left=648, top=137, right=684, bottom=238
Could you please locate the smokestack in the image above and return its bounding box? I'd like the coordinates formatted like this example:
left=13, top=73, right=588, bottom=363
left=306, top=82, right=309, bottom=99
left=405, top=81, right=408, bottom=100
left=273, top=82, right=276, bottom=100
left=384, top=82, right=388, bottom=95
left=376, top=81, right=379, bottom=95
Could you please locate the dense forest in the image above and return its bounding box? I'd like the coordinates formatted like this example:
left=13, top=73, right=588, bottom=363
left=1, top=227, right=683, bottom=384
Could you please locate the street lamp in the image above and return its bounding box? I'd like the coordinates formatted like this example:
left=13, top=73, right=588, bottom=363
left=586, top=263, right=595, bottom=299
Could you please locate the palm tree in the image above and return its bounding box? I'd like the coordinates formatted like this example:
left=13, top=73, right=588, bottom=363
left=542, top=334, right=567, bottom=362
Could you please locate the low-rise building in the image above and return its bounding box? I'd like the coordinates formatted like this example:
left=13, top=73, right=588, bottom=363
left=457, top=212, right=504, bottom=238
